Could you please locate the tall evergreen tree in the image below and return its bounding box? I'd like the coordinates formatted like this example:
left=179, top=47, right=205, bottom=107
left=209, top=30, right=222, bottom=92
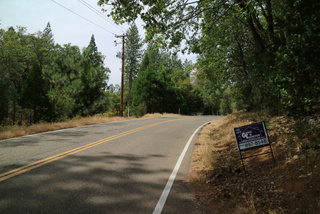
left=42, top=22, right=54, bottom=49
left=77, top=35, right=110, bottom=116
left=124, top=22, right=142, bottom=105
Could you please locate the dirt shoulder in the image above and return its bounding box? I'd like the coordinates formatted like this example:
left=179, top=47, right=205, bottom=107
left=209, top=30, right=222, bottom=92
left=189, top=111, right=320, bottom=214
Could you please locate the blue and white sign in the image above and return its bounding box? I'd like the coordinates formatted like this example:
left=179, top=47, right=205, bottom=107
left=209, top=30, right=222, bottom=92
left=234, top=122, right=270, bottom=151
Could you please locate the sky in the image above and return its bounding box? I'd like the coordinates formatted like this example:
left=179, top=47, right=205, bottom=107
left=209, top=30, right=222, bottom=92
left=0, top=0, right=197, bottom=85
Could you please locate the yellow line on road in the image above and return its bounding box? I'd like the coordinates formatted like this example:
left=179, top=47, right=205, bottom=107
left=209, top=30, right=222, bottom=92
left=0, top=118, right=185, bottom=182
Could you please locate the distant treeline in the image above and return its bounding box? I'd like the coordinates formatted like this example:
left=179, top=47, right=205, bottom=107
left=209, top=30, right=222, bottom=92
left=0, top=23, right=219, bottom=126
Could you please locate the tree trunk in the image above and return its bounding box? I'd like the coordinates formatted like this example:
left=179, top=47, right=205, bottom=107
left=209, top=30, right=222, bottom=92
left=236, top=41, right=249, bottom=76
left=266, top=0, right=274, bottom=44
left=33, top=104, right=37, bottom=124
left=12, top=100, right=16, bottom=125
left=247, top=15, right=266, bottom=54
left=236, top=0, right=266, bottom=54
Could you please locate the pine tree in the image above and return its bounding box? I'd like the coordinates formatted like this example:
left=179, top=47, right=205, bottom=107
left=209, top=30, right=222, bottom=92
left=124, top=23, right=142, bottom=104
left=42, top=22, right=54, bottom=48
left=77, top=35, right=109, bottom=116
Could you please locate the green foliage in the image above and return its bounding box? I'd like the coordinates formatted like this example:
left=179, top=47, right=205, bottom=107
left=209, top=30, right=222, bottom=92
left=20, top=63, right=50, bottom=123
left=0, top=24, right=111, bottom=125
left=273, top=0, right=320, bottom=115
left=100, top=0, right=320, bottom=116
left=106, top=84, right=120, bottom=116
left=98, top=0, right=201, bottom=51
left=196, top=0, right=320, bottom=115
left=219, top=87, right=233, bottom=115
left=130, top=42, right=203, bottom=116
left=77, top=35, right=109, bottom=116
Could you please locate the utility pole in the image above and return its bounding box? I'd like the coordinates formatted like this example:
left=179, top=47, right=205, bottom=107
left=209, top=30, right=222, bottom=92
left=115, top=34, right=126, bottom=117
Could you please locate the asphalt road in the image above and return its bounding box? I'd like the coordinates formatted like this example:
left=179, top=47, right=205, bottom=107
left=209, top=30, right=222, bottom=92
left=0, top=116, right=223, bottom=214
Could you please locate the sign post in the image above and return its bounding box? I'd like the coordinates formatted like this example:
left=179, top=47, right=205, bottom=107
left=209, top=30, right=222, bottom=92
left=234, top=121, right=275, bottom=173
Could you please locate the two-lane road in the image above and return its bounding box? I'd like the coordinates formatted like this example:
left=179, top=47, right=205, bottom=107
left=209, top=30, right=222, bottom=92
left=0, top=116, right=223, bottom=213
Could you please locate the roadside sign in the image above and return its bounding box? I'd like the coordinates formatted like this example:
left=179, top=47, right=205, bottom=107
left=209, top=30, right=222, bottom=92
left=234, top=121, right=275, bottom=173
left=234, top=122, right=269, bottom=151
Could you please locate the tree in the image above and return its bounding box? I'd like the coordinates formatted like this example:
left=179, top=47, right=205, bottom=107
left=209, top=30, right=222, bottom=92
left=0, top=28, right=9, bottom=124
left=0, top=28, right=11, bottom=124
left=44, top=43, right=82, bottom=121
left=0, top=27, right=31, bottom=124
left=20, top=62, right=50, bottom=123
left=131, top=43, right=163, bottom=114
left=273, top=0, right=320, bottom=115
left=77, top=35, right=110, bottom=116
left=124, top=22, right=142, bottom=105
left=42, top=22, right=54, bottom=48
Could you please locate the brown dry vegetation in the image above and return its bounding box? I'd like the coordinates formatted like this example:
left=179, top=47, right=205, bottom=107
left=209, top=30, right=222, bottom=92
left=0, top=116, right=132, bottom=140
left=141, top=113, right=180, bottom=118
left=189, top=111, right=320, bottom=214
left=0, top=113, right=180, bottom=140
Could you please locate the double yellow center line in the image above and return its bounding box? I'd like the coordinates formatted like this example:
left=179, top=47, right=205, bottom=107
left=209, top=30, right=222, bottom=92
left=0, top=118, right=185, bottom=182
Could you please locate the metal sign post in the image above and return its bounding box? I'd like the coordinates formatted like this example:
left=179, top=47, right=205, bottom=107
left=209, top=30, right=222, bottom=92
left=234, top=121, right=275, bottom=173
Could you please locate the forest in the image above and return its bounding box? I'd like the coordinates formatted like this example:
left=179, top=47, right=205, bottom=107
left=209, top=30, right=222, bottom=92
left=1, top=0, right=319, bottom=126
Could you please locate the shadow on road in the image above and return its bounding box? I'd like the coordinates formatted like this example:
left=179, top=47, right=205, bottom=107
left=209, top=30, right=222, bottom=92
left=0, top=152, right=197, bottom=214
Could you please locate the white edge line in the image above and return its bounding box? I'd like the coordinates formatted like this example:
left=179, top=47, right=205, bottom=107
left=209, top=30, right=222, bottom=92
left=152, top=121, right=212, bottom=214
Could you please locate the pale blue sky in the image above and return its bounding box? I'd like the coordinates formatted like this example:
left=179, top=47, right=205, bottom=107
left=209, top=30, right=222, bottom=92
left=0, top=0, right=196, bottom=85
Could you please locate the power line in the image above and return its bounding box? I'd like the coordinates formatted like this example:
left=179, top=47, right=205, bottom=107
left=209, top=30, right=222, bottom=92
left=84, top=0, right=126, bottom=32
left=50, top=0, right=116, bottom=35
left=77, top=0, right=125, bottom=32
left=78, top=0, right=126, bottom=32
left=87, top=0, right=126, bottom=32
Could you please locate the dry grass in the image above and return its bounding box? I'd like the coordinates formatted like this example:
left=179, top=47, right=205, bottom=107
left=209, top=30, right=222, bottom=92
left=0, top=116, right=131, bottom=140
left=141, top=113, right=180, bottom=118
left=0, top=113, right=181, bottom=140
left=189, top=111, right=320, bottom=214
left=189, top=112, right=255, bottom=183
